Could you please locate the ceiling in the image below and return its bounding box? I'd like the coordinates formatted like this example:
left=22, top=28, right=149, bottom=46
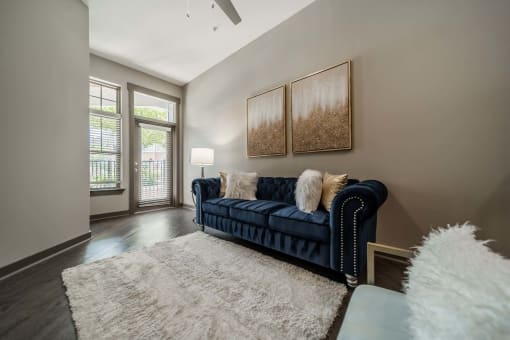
left=85, top=0, right=316, bottom=85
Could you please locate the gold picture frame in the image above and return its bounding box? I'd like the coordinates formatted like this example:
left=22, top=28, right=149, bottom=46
left=291, top=60, right=352, bottom=154
left=246, top=85, right=286, bottom=158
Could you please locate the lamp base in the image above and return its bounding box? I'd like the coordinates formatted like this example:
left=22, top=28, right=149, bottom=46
left=200, top=166, right=205, bottom=178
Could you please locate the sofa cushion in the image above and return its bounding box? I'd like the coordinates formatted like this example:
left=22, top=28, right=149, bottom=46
left=229, top=200, right=290, bottom=227
left=268, top=206, right=330, bottom=243
left=202, top=198, right=246, bottom=217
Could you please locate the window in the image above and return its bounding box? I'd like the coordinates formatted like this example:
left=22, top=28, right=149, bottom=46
left=89, top=79, right=121, bottom=191
left=128, top=83, right=179, bottom=211
left=134, top=91, right=176, bottom=123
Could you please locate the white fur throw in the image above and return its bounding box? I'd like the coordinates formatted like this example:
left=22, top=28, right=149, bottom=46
left=224, top=172, right=258, bottom=200
left=295, top=170, right=323, bottom=213
left=404, top=223, right=510, bottom=340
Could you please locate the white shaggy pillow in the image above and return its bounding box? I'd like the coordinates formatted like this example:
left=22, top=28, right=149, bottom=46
left=295, top=170, right=323, bottom=213
left=224, top=172, right=258, bottom=200
left=404, top=223, right=510, bottom=340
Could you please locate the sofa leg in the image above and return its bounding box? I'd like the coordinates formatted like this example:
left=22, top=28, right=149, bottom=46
left=345, top=274, right=358, bottom=288
left=201, top=225, right=205, bottom=232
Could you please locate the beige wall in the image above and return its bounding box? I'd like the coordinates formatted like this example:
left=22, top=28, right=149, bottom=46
left=0, top=0, right=90, bottom=268
left=183, top=0, right=510, bottom=255
left=89, top=54, right=183, bottom=215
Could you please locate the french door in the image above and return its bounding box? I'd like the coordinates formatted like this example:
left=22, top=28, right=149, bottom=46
left=128, top=83, right=180, bottom=213
left=134, top=122, right=174, bottom=209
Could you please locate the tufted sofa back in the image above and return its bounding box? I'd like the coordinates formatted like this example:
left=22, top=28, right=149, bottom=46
left=256, top=177, right=297, bottom=204
left=256, top=177, right=360, bottom=205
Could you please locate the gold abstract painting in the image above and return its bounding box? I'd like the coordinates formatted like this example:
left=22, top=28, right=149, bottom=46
left=291, top=61, right=351, bottom=153
left=247, top=85, right=286, bottom=157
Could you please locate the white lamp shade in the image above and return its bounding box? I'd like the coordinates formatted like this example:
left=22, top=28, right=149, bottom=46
left=190, top=148, right=214, bottom=165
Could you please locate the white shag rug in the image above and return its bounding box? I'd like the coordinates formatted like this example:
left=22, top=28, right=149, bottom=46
left=62, top=232, right=346, bottom=339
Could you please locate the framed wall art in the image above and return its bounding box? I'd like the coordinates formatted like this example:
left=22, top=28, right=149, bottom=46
left=291, top=60, right=351, bottom=153
left=246, top=85, right=286, bottom=157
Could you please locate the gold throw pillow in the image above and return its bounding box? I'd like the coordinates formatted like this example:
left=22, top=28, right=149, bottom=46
left=321, top=172, right=348, bottom=212
left=219, top=171, right=228, bottom=197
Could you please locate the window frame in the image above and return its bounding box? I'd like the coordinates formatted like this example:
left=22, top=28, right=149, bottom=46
left=127, top=83, right=181, bottom=213
left=132, top=90, right=177, bottom=123
left=89, top=78, right=124, bottom=195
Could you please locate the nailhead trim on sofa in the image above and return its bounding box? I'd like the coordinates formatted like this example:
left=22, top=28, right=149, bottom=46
left=340, top=196, right=365, bottom=276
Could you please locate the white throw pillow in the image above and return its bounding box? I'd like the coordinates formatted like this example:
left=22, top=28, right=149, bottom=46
left=295, top=169, right=323, bottom=213
left=405, top=223, right=510, bottom=340
left=224, top=172, right=258, bottom=200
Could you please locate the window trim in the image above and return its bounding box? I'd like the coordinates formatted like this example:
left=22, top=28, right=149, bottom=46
left=89, top=108, right=121, bottom=119
left=89, top=78, right=123, bottom=193
left=90, top=188, right=126, bottom=196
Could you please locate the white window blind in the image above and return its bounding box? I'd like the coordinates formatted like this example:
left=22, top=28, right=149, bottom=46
left=137, top=124, right=173, bottom=207
left=89, top=79, right=121, bottom=190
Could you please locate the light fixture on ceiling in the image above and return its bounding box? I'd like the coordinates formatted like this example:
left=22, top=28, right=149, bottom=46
left=186, top=0, right=191, bottom=19
left=211, top=1, right=218, bottom=32
left=184, top=0, right=242, bottom=25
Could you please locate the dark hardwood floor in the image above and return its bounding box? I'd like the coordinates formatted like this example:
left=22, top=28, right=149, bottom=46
left=0, top=208, right=407, bottom=340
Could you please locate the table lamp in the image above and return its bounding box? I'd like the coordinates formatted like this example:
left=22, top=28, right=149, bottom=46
left=190, top=148, right=214, bottom=178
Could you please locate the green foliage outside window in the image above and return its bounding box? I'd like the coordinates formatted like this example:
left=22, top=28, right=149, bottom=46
left=134, top=107, right=169, bottom=148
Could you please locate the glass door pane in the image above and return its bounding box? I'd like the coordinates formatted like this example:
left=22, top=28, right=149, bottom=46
left=136, top=124, right=173, bottom=208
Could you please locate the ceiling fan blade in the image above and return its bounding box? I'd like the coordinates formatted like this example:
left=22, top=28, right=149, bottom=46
left=214, top=0, right=242, bottom=25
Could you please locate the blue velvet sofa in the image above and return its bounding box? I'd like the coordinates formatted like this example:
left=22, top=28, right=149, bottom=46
left=192, top=177, right=387, bottom=286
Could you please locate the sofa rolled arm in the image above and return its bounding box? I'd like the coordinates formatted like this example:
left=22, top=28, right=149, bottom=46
left=191, top=177, right=221, bottom=225
left=329, top=180, right=388, bottom=278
